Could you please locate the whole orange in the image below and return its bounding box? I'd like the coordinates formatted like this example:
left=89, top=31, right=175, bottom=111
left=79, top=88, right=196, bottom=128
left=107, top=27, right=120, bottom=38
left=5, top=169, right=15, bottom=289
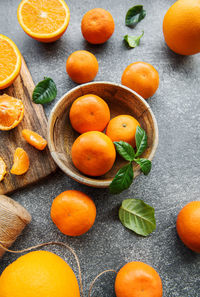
left=0, top=251, right=80, bottom=297
left=81, top=8, right=115, bottom=44
left=69, top=94, right=110, bottom=134
left=163, top=0, right=200, bottom=55
left=71, top=131, right=116, bottom=176
left=51, top=190, right=96, bottom=236
left=66, top=50, right=98, bottom=84
left=106, top=115, right=140, bottom=147
left=121, top=62, right=159, bottom=99
left=115, top=262, right=163, bottom=297
left=176, top=201, right=200, bottom=253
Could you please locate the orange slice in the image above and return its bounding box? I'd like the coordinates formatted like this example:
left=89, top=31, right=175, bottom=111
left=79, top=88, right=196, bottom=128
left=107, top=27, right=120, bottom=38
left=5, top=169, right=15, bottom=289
left=17, top=0, right=70, bottom=43
left=22, top=129, right=47, bottom=150
left=0, top=94, right=24, bottom=131
left=0, top=34, right=22, bottom=89
left=0, top=157, right=7, bottom=182
left=10, top=148, right=30, bottom=175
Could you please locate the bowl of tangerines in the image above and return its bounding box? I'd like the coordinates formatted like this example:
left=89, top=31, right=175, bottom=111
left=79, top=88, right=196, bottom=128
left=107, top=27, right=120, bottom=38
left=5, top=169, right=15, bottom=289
left=48, top=81, right=158, bottom=192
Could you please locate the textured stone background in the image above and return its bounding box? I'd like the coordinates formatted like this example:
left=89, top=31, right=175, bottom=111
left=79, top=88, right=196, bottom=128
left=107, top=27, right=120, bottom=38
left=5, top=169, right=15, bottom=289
left=0, top=0, right=200, bottom=296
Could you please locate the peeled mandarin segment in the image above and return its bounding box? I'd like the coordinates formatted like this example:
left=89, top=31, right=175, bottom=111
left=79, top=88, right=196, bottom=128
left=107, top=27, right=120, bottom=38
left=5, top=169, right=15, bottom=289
left=0, top=35, right=21, bottom=89
left=0, top=157, right=7, bottom=182
left=22, top=129, right=47, bottom=150
left=10, top=148, right=29, bottom=175
left=0, top=94, right=24, bottom=130
left=17, top=0, right=70, bottom=43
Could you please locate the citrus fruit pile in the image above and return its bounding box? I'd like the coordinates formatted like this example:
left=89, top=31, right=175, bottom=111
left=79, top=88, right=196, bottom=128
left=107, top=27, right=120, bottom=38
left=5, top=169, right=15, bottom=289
left=68, top=94, right=140, bottom=177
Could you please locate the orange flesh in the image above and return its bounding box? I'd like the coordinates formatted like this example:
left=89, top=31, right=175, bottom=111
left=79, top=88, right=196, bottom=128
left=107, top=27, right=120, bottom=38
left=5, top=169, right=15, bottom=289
left=0, top=40, right=17, bottom=82
left=22, top=129, right=47, bottom=150
left=0, top=157, right=7, bottom=181
left=10, top=148, right=29, bottom=175
left=0, top=94, right=24, bottom=130
left=20, top=0, right=69, bottom=34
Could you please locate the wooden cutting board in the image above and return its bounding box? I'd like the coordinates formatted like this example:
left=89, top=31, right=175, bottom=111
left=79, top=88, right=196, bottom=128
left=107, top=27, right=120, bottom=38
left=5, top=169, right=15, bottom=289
left=0, top=57, right=57, bottom=195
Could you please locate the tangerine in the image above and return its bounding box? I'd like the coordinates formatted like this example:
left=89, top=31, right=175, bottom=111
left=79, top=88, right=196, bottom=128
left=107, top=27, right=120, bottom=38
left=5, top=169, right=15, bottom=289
left=51, top=190, right=96, bottom=236
left=121, top=62, right=159, bottom=99
left=81, top=8, right=115, bottom=44
left=71, top=131, right=116, bottom=176
left=176, top=201, right=200, bottom=253
left=0, top=157, right=7, bottom=182
left=163, top=0, right=200, bottom=55
left=115, top=261, right=163, bottom=297
left=66, top=50, right=98, bottom=84
left=69, top=94, right=110, bottom=134
left=106, top=115, right=140, bottom=147
left=0, top=94, right=24, bottom=131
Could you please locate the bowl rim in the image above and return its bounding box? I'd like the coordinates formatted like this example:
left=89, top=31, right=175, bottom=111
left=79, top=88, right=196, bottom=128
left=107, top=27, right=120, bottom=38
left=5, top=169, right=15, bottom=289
left=47, top=81, right=159, bottom=188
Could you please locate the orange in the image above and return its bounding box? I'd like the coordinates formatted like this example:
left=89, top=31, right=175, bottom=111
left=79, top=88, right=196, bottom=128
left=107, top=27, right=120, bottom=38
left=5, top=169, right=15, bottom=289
left=0, top=251, right=80, bottom=297
left=121, top=62, right=159, bottom=99
left=115, top=262, right=163, bottom=297
left=66, top=50, right=98, bottom=84
left=0, top=157, right=7, bottom=182
left=22, top=129, right=47, bottom=150
left=163, top=0, right=200, bottom=55
left=69, top=94, right=110, bottom=134
left=0, top=35, right=21, bottom=89
left=71, top=131, right=116, bottom=176
left=10, top=148, right=29, bottom=175
left=0, top=94, right=24, bottom=131
left=176, top=201, right=200, bottom=253
left=51, top=190, right=96, bottom=236
left=81, top=8, right=115, bottom=44
left=106, top=115, right=140, bottom=148
left=17, top=0, right=70, bottom=43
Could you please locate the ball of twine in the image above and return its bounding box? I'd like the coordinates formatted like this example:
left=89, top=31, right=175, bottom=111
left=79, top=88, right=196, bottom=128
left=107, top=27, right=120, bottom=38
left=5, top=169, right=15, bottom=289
left=0, top=195, right=31, bottom=258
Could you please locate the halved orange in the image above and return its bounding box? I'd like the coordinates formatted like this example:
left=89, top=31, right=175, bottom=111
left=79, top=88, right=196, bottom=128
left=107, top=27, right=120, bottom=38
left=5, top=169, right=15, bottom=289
left=0, top=94, right=24, bottom=131
left=0, top=157, right=7, bottom=182
left=22, top=129, right=47, bottom=150
left=0, top=35, right=22, bottom=89
left=10, top=148, right=30, bottom=175
left=17, top=0, right=70, bottom=43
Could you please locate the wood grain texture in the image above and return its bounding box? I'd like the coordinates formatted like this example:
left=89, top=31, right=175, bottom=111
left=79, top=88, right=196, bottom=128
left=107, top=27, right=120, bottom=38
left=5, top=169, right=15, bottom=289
left=48, top=82, right=158, bottom=188
left=0, top=57, right=56, bottom=195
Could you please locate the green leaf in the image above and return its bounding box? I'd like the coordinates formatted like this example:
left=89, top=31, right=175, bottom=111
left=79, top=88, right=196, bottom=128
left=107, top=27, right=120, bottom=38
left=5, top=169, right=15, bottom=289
left=32, top=77, right=57, bottom=104
left=134, top=158, right=152, bottom=175
left=135, top=126, right=147, bottom=157
left=124, top=31, right=144, bottom=48
left=119, top=199, right=156, bottom=236
left=114, top=141, right=135, bottom=161
left=125, top=5, right=146, bottom=27
left=109, top=163, right=133, bottom=194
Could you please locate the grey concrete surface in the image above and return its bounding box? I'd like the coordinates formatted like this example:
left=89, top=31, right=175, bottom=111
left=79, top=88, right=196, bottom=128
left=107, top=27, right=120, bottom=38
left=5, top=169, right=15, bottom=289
left=0, top=0, right=200, bottom=296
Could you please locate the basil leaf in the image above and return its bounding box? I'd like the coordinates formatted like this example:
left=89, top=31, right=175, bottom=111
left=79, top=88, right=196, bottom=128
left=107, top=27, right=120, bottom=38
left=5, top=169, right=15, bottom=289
left=114, top=141, right=135, bottom=161
left=119, top=199, right=156, bottom=236
left=134, top=158, right=152, bottom=175
left=109, top=163, right=133, bottom=194
left=32, top=77, right=57, bottom=104
left=124, top=31, right=144, bottom=48
left=125, top=5, right=146, bottom=27
left=135, top=126, right=147, bottom=157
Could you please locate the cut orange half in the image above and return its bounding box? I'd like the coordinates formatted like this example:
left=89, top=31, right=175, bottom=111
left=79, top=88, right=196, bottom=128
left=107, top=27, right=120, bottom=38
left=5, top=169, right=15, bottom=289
left=10, top=148, right=30, bottom=175
left=0, top=94, right=24, bottom=131
left=0, top=157, right=7, bottom=182
left=0, top=35, right=22, bottom=89
left=17, top=0, right=70, bottom=43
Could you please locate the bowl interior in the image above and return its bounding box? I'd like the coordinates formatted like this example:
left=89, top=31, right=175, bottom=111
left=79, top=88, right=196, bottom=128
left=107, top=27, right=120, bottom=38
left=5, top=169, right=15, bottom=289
left=48, top=82, right=158, bottom=187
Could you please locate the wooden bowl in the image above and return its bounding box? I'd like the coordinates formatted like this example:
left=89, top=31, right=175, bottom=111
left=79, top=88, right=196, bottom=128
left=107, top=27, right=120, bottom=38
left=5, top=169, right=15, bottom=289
left=47, top=82, right=158, bottom=188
